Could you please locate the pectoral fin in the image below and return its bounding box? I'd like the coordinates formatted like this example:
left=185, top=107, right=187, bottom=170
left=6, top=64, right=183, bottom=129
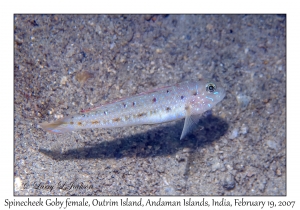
left=180, top=109, right=201, bottom=140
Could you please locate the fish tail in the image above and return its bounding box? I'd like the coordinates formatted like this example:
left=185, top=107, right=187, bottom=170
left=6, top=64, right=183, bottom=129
left=39, top=118, right=74, bottom=134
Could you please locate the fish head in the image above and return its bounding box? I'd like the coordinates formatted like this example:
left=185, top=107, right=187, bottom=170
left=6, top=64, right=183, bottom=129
left=189, top=80, right=226, bottom=115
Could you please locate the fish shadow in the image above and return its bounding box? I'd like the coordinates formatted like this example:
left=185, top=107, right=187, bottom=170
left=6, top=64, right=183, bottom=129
left=39, top=115, right=229, bottom=161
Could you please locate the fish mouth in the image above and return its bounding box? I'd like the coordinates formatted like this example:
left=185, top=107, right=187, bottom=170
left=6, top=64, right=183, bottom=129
left=218, top=88, right=226, bottom=101
left=211, top=85, right=226, bottom=103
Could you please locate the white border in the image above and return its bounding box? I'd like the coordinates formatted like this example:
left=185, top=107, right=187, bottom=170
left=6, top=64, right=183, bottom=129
left=2, top=0, right=297, bottom=209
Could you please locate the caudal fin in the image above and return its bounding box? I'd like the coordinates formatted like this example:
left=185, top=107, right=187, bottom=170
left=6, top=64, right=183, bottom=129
left=39, top=118, right=74, bottom=134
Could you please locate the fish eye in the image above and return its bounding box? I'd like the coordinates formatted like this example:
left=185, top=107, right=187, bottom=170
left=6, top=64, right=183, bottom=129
left=206, top=83, right=217, bottom=93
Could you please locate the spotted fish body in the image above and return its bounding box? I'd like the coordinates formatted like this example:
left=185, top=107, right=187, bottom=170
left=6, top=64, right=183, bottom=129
left=40, top=79, right=226, bottom=139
